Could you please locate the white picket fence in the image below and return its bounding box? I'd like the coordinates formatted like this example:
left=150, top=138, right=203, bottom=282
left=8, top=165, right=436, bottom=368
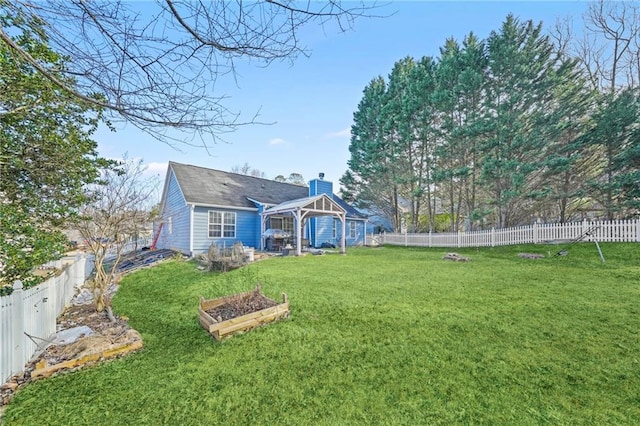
left=0, top=254, right=94, bottom=384
left=371, top=219, right=640, bottom=248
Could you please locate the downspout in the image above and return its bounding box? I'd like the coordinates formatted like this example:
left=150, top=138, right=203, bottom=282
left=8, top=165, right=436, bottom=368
left=310, top=180, right=316, bottom=248
left=340, top=213, right=346, bottom=255
left=189, top=204, right=195, bottom=256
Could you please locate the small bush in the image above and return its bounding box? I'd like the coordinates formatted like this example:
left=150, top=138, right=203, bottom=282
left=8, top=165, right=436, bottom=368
left=197, top=242, right=248, bottom=272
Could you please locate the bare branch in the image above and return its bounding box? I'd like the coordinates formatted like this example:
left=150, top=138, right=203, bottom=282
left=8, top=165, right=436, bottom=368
left=583, top=0, right=640, bottom=91
left=1, top=0, right=379, bottom=147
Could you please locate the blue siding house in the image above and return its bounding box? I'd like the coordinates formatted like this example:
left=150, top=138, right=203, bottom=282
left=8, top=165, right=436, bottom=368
left=156, top=162, right=366, bottom=255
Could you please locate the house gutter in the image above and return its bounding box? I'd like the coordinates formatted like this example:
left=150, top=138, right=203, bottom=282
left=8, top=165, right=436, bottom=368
left=189, top=202, right=258, bottom=212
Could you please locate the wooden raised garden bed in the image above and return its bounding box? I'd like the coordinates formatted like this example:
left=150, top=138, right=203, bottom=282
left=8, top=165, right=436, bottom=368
left=198, top=285, right=289, bottom=340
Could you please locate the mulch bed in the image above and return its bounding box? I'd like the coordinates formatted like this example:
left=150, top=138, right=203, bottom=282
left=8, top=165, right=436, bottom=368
left=1, top=294, right=140, bottom=409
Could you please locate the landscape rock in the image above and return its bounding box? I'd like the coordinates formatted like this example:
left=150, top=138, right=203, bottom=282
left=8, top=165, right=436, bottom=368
left=443, top=252, right=471, bottom=262
left=50, top=326, right=95, bottom=346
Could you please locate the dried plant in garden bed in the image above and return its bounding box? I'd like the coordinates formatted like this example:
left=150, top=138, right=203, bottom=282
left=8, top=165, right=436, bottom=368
left=198, top=284, right=289, bottom=340
left=205, top=286, right=278, bottom=321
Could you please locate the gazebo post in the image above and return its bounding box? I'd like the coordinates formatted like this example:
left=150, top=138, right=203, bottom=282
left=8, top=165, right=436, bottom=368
left=259, top=213, right=265, bottom=250
left=295, top=208, right=302, bottom=256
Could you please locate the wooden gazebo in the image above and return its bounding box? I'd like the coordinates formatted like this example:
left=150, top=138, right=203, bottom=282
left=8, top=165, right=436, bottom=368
left=260, top=194, right=346, bottom=255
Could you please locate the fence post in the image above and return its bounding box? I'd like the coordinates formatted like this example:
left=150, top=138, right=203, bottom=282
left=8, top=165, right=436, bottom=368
left=636, top=219, right=640, bottom=243
left=11, top=280, right=24, bottom=374
left=582, top=219, right=590, bottom=241
left=404, top=231, right=408, bottom=247
left=533, top=222, right=538, bottom=244
left=76, top=254, right=86, bottom=288
left=429, top=232, right=432, bottom=248
left=491, top=228, right=495, bottom=247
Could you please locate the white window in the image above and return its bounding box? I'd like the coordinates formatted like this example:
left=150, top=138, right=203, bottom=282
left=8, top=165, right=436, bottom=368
left=332, top=219, right=337, bottom=239
left=349, top=221, right=357, bottom=238
left=167, top=216, right=172, bottom=234
left=208, top=211, right=236, bottom=238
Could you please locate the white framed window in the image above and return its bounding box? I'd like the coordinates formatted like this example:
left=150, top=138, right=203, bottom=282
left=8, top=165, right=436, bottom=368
left=167, top=216, right=172, bottom=234
left=349, top=221, right=357, bottom=238
left=208, top=211, right=236, bottom=238
left=332, top=219, right=337, bottom=239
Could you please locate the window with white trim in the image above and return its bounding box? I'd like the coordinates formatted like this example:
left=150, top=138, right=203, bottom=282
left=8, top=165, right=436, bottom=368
left=332, top=219, right=337, bottom=239
left=208, top=211, right=236, bottom=238
left=349, top=221, right=357, bottom=238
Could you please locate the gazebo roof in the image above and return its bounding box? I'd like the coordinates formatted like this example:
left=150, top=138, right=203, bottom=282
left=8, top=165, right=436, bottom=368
left=262, top=193, right=346, bottom=218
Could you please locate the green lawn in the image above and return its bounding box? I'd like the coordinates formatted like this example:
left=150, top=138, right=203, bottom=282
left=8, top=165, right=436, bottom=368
left=4, top=244, right=640, bottom=425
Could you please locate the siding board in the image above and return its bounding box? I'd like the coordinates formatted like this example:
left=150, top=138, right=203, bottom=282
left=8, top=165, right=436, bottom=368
left=157, top=170, right=191, bottom=254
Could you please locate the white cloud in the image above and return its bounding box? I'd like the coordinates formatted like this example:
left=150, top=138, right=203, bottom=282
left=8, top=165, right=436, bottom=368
left=269, top=138, right=286, bottom=146
left=326, top=127, right=351, bottom=139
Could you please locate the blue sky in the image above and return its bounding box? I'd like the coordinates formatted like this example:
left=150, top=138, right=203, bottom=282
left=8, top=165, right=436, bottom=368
left=95, top=1, right=590, bottom=191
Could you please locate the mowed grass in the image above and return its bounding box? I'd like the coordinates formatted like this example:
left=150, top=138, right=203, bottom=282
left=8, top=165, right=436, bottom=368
left=4, top=243, right=640, bottom=425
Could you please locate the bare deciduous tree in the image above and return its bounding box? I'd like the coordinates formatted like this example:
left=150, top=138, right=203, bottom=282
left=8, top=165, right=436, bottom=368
left=231, top=162, right=267, bottom=178
left=75, top=157, right=158, bottom=314
left=0, top=1, right=376, bottom=147
left=553, top=0, right=640, bottom=92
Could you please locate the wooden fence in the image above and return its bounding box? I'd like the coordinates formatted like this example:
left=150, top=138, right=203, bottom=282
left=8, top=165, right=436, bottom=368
left=370, top=219, right=640, bottom=248
left=1, top=254, right=94, bottom=384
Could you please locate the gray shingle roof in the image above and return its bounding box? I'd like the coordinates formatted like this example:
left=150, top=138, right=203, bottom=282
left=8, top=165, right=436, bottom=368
left=331, top=194, right=366, bottom=219
left=169, top=162, right=308, bottom=208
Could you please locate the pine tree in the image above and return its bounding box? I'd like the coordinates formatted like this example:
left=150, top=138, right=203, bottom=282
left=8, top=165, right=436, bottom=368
left=480, top=15, right=576, bottom=227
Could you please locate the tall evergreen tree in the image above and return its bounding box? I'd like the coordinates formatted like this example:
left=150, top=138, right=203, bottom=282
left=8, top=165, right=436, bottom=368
left=431, top=36, right=488, bottom=231
left=453, top=33, right=489, bottom=230
left=586, top=88, right=640, bottom=218
left=432, top=38, right=465, bottom=231
left=480, top=15, right=574, bottom=227
left=341, top=77, right=404, bottom=229
left=384, top=57, right=439, bottom=231
left=344, top=14, right=618, bottom=230
left=539, top=60, right=597, bottom=222
left=409, top=56, right=439, bottom=232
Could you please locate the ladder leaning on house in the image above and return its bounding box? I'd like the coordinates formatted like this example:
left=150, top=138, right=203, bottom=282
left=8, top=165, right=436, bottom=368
left=150, top=222, right=163, bottom=250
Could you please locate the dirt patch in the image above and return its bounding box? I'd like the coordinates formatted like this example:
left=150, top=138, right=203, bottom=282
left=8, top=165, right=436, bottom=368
left=204, top=287, right=278, bottom=322
left=518, top=253, right=545, bottom=259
